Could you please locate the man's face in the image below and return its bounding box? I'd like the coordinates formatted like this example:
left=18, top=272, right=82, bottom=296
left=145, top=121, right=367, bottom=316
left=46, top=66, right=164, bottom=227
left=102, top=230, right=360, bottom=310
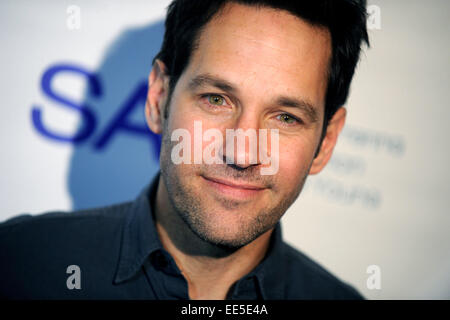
left=154, top=3, right=333, bottom=248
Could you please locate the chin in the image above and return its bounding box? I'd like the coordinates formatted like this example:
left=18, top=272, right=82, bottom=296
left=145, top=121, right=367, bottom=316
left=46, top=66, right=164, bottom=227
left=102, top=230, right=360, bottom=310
left=193, top=227, right=254, bottom=250
left=183, top=209, right=269, bottom=249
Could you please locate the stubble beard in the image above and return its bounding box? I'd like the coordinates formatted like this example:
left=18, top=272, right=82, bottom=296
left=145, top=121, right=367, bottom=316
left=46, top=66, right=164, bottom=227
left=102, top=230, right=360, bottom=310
left=158, top=119, right=309, bottom=251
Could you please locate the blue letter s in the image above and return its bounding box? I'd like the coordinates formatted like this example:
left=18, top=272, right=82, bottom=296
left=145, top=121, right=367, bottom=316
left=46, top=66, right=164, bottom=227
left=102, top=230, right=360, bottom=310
left=32, top=64, right=101, bottom=144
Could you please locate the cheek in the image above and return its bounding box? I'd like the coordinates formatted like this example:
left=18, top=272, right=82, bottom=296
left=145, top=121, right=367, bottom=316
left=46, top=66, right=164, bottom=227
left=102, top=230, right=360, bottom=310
left=277, top=137, right=316, bottom=185
left=167, top=92, right=219, bottom=131
left=166, top=94, right=194, bottom=129
left=164, top=102, right=221, bottom=166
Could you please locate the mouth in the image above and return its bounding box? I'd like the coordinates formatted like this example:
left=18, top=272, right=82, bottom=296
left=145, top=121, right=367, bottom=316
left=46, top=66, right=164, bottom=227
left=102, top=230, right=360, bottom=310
left=201, top=175, right=267, bottom=200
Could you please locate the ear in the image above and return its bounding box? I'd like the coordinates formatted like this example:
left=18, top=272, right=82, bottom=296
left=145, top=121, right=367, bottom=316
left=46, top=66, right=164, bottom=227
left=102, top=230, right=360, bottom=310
left=309, top=107, right=346, bottom=175
left=145, top=59, right=170, bottom=134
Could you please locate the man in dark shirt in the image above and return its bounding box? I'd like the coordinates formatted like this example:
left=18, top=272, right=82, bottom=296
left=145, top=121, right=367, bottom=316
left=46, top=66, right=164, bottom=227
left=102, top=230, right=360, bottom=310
left=0, top=174, right=361, bottom=299
left=0, top=0, right=368, bottom=299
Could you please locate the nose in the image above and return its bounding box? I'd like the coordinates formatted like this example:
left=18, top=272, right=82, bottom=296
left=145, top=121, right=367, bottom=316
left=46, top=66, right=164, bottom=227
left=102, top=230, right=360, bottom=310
left=220, top=109, right=262, bottom=169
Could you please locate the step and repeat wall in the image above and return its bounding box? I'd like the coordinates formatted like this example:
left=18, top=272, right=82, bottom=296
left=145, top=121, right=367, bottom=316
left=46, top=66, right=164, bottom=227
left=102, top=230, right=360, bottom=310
left=0, top=0, right=448, bottom=299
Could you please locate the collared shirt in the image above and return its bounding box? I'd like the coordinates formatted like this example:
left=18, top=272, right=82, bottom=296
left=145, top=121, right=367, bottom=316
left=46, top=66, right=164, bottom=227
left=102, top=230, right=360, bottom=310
left=0, top=173, right=363, bottom=300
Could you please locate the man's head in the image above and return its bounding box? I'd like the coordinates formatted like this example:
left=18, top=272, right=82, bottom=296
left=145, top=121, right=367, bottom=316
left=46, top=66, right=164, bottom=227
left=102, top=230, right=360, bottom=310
left=146, top=0, right=369, bottom=250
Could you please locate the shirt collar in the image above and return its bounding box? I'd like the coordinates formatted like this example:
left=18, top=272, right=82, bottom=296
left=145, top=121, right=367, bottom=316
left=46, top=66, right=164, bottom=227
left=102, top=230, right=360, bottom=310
left=114, top=173, right=162, bottom=284
left=244, top=222, right=286, bottom=300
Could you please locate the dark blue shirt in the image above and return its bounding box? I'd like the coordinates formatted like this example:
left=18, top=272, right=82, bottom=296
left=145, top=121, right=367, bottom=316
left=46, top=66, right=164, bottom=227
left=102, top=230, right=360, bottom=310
left=0, top=173, right=363, bottom=300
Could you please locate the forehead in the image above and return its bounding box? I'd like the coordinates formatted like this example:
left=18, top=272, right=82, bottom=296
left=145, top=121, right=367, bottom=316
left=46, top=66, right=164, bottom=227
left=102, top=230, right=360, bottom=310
left=181, top=2, right=332, bottom=110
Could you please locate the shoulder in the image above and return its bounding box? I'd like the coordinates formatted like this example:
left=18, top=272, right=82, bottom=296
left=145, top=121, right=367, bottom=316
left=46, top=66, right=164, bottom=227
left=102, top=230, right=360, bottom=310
left=280, top=242, right=364, bottom=300
left=0, top=201, right=132, bottom=237
left=0, top=202, right=132, bottom=299
left=0, top=201, right=134, bottom=255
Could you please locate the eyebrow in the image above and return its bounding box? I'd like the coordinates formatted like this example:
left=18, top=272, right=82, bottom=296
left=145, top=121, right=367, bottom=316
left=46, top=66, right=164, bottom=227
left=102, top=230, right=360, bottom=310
left=188, top=73, right=237, bottom=94
left=188, top=73, right=319, bottom=123
left=274, top=96, right=319, bottom=123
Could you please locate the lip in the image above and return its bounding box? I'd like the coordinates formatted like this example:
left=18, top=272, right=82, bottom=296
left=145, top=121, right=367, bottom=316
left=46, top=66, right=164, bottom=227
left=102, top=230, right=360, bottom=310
left=201, top=175, right=267, bottom=200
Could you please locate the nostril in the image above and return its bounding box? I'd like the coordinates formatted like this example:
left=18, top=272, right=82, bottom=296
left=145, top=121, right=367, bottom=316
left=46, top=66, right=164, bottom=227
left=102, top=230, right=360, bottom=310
left=222, top=153, right=260, bottom=170
left=227, top=162, right=257, bottom=171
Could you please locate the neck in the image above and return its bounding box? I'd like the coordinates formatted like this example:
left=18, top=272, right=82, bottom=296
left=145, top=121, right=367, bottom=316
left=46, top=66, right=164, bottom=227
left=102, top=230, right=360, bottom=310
left=154, top=175, right=273, bottom=300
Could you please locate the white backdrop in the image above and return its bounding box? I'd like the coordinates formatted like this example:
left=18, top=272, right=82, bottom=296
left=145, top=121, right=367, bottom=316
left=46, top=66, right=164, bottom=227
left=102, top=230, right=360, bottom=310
left=0, top=0, right=449, bottom=299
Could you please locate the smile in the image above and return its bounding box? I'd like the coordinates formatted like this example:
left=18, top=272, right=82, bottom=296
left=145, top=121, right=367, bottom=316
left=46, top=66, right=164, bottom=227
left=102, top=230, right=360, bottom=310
left=201, top=175, right=267, bottom=200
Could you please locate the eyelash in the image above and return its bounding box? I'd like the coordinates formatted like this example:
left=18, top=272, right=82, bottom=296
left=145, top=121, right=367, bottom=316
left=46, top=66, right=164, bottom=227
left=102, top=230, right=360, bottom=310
left=276, top=113, right=303, bottom=126
left=200, top=94, right=229, bottom=108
